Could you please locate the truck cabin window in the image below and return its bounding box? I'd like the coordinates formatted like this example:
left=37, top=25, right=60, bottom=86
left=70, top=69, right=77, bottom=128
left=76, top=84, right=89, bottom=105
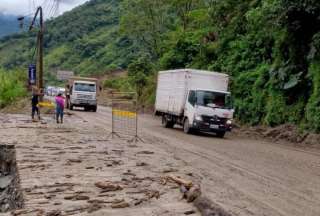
left=74, top=83, right=96, bottom=92
left=188, top=90, right=196, bottom=106
left=196, top=91, right=231, bottom=109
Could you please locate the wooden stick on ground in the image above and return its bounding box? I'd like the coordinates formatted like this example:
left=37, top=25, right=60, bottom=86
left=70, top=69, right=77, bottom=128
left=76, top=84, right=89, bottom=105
left=167, top=174, right=193, bottom=189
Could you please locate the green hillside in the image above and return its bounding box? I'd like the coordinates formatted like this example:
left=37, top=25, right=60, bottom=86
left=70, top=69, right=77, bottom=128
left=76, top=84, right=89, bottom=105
left=1, top=0, right=320, bottom=132
left=0, top=0, right=131, bottom=75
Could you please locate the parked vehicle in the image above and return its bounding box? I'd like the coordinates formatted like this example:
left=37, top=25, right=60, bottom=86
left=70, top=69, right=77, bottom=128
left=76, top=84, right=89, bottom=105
left=65, top=77, right=98, bottom=112
left=155, top=69, right=234, bottom=138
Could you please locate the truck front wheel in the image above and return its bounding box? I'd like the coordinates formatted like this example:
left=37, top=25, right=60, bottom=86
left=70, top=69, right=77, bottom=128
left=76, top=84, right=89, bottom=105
left=92, top=106, right=97, bottom=112
left=183, top=118, right=192, bottom=134
left=69, top=103, right=74, bottom=110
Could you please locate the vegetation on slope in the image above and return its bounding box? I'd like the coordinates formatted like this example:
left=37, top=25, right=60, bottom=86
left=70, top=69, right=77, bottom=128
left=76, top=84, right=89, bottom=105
left=0, top=69, right=27, bottom=108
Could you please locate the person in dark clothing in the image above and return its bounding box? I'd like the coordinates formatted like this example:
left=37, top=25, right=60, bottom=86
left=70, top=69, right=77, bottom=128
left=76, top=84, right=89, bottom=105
left=31, top=93, right=40, bottom=121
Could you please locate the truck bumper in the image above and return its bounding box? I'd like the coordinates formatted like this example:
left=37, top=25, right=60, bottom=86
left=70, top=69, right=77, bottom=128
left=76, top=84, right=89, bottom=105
left=192, top=120, right=232, bottom=132
left=71, top=99, right=97, bottom=106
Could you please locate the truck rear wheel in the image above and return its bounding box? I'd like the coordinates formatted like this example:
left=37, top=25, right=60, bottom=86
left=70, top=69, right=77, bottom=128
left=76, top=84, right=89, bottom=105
left=183, top=118, right=192, bottom=134
left=162, top=116, right=174, bottom=128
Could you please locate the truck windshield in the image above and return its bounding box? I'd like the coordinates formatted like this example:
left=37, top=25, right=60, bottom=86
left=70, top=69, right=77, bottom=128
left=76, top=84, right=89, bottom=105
left=74, top=83, right=96, bottom=92
left=196, top=90, right=232, bottom=109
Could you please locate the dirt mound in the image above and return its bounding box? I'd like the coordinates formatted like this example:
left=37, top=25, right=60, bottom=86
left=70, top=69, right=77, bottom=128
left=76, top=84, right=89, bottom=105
left=235, top=124, right=320, bottom=148
left=1, top=97, right=55, bottom=116
left=303, top=133, right=320, bottom=146
left=0, top=98, right=30, bottom=114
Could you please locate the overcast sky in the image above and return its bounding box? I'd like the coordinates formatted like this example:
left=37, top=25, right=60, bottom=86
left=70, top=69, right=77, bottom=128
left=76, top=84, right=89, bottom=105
left=0, top=0, right=88, bottom=17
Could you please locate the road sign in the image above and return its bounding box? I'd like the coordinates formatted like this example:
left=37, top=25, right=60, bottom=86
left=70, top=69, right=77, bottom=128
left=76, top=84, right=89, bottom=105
left=57, top=70, right=74, bottom=81
left=28, top=64, right=36, bottom=85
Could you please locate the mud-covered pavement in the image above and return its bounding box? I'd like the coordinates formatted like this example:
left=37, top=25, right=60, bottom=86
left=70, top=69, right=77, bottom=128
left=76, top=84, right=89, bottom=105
left=0, top=112, right=200, bottom=216
left=1, top=106, right=320, bottom=215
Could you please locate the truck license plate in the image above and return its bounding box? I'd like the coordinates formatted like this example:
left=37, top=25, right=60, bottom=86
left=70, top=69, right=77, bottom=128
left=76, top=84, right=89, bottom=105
left=210, top=124, right=219, bottom=129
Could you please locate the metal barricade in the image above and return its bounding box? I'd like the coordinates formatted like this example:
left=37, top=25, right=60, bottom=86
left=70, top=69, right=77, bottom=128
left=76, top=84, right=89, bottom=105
left=108, top=92, right=143, bottom=142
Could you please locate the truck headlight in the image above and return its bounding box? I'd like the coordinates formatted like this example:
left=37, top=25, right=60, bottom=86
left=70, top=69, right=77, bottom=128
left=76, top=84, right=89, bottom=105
left=226, top=120, right=232, bottom=125
left=195, top=115, right=203, bottom=121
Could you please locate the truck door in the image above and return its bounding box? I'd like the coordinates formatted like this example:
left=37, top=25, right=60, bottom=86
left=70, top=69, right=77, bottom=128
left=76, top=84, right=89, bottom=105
left=185, top=90, right=196, bottom=124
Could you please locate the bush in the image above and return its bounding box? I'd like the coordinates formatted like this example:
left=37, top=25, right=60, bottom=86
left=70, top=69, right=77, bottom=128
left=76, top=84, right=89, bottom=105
left=233, top=65, right=269, bottom=125
left=104, top=77, right=133, bottom=92
left=264, top=91, right=286, bottom=126
left=306, top=62, right=320, bottom=132
left=0, top=69, right=27, bottom=108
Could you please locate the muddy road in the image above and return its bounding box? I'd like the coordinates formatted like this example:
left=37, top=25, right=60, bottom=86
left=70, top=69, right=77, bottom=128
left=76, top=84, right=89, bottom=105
left=1, top=105, right=320, bottom=215
left=84, top=106, right=320, bottom=216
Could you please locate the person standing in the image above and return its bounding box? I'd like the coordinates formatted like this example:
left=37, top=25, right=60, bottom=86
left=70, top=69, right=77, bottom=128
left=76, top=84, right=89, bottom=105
left=55, top=93, right=65, bottom=124
left=31, top=90, right=40, bottom=121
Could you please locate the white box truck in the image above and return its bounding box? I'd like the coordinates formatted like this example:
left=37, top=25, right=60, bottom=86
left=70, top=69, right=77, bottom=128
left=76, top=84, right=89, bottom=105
left=66, top=77, right=98, bottom=112
left=155, top=69, right=234, bottom=138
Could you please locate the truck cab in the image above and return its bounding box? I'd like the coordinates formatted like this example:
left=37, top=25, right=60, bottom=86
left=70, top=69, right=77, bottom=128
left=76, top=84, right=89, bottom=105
left=66, top=78, right=98, bottom=112
left=184, top=89, right=234, bottom=137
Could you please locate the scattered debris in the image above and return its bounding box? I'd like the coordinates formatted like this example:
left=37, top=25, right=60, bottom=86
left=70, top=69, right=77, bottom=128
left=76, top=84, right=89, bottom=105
left=87, top=203, right=104, bottom=213
left=184, top=210, right=196, bottom=215
left=111, top=201, right=130, bottom=209
left=85, top=166, right=95, bottom=169
left=123, top=170, right=136, bottom=176
left=162, top=168, right=178, bottom=173
left=185, top=184, right=201, bottom=202
left=145, top=190, right=160, bottom=199
left=136, top=151, right=154, bottom=155
left=136, top=162, right=147, bottom=167
left=67, top=159, right=82, bottom=163
left=194, top=196, right=232, bottom=216
left=64, top=194, right=90, bottom=201
left=95, top=181, right=123, bottom=192
left=162, top=175, right=193, bottom=189
left=46, top=209, right=62, bottom=216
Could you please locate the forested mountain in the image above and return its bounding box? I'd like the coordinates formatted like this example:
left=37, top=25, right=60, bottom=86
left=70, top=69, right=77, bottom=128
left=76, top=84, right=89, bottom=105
left=0, top=14, right=20, bottom=37
left=0, top=0, right=320, bottom=131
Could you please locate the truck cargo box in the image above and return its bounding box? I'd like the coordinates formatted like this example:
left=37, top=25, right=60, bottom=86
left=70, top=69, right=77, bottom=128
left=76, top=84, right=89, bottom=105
left=155, top=69, right=229, bottom=116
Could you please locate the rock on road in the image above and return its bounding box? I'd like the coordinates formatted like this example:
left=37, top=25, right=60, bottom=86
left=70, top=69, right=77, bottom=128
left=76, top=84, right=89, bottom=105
left=88, top=106, right=320, bottom=216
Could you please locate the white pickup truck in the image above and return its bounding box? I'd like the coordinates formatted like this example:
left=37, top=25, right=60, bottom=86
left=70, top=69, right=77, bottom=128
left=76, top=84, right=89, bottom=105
left=155, top=69, right=234, bottom=138
left=66, top=77, right=98, bottom=112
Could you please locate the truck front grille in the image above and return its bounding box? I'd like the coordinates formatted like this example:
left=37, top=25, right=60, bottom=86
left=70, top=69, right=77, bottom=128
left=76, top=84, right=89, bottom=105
left=202, top=115, right=227, bottom=125
left=77, top=94, right=93, bottom=100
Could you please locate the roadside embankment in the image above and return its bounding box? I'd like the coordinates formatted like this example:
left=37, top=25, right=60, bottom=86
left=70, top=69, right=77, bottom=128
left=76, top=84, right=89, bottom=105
left=0, top=145, right=24, bottom=212
left=234, top=124, right=320, bottom=149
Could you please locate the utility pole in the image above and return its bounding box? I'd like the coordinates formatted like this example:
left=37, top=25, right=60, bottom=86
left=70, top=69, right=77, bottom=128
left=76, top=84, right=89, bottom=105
left=29, top=7, right=44, bottom=100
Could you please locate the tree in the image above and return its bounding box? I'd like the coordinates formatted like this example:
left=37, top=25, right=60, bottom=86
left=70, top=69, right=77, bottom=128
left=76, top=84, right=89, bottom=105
left=128, top=57, right=154, bottom=98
